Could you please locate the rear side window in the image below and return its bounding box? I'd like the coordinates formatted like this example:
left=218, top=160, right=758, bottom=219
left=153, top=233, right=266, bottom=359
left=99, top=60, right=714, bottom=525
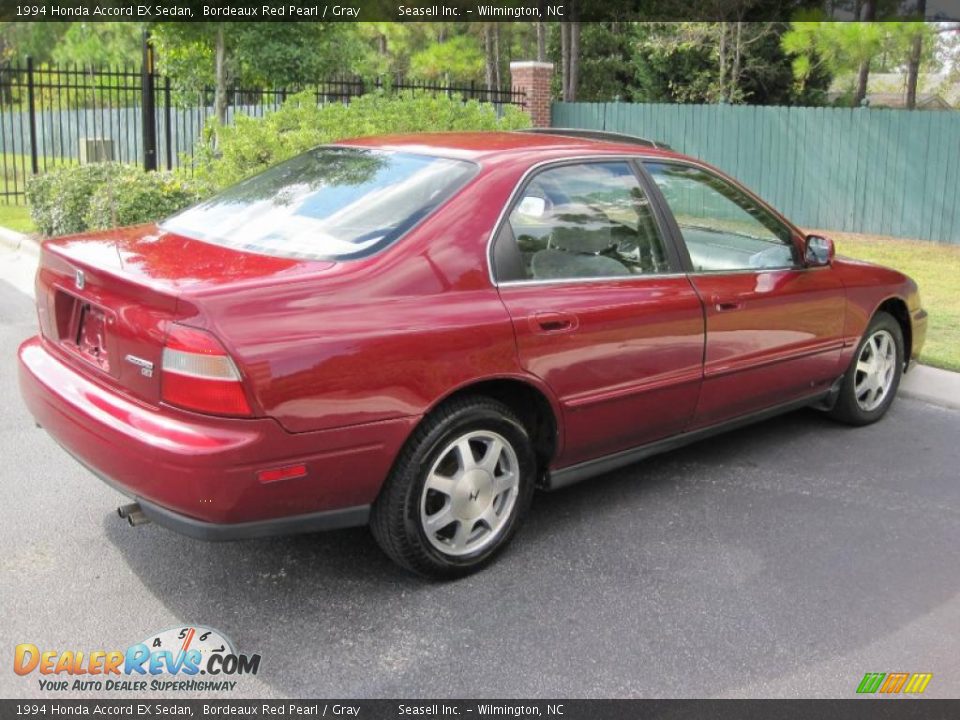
left=162, top=147, right=477, bottom=261
left=496, top=161, right=671, bottom=282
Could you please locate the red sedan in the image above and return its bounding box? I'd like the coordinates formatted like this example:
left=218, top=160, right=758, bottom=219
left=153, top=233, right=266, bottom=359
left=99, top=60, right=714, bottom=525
left=18, top=130, right=927, bottom=577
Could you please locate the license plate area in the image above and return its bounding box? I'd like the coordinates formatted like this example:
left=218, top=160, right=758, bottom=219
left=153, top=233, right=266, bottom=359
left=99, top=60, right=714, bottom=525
left=55, top=290, right=112, bottom=373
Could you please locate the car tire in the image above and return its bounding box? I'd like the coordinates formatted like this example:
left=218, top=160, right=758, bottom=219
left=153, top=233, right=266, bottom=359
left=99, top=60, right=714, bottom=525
left=828, top=311, right=904, bottom=426
left=370, top=396, right=536, bottom=579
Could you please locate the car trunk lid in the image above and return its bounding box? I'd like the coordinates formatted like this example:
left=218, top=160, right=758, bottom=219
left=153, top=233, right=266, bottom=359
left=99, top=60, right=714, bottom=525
left=36, top=224, right=332, bottom=407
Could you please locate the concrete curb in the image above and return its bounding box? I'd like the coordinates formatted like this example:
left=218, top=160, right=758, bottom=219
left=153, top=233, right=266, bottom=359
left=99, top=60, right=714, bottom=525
left=901, top=365, right=960, bottom=412
left=0, top=225, right=39, bottom=257
left=0, top=225, right=39, bottom=298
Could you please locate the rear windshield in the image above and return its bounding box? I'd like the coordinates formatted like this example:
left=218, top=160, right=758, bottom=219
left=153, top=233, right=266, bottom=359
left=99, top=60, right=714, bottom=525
left=162, top=147, right=477, bottom=261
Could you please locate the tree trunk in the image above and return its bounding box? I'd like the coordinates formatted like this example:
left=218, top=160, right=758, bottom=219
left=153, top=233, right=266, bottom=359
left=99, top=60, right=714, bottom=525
left=731, top=22, right=743, bottom=103
left=484, top=24, right=495, bottom=93
left=493, top=24, right=502, bottom=91
left=568, top=3, right=580, bottom=101
left=906, top=0, right=927, bottom=110
left=854, top=60, right=870, bottom=106
left=0, top=35, right=9, bottom=104
left=503, top=22, right=513, bottom=84
left=854, top=0, right=876, bottom=106
left=213, top=24, right=228, bottom=127
left=560, top=22, right=570, bottom=101
left=717, top=24, right=728, bottom=102
left=536, top=22, right=546, bottom=62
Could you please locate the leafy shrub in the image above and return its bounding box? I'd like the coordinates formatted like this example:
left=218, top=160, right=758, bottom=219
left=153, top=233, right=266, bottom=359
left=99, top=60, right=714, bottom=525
left=26, top=163, right=127, bottom=237
left=85, top=170, right=207, bottom=231
left=189, top=90, right=531, bottom=189
left=26, top=163, right=206, bottom=237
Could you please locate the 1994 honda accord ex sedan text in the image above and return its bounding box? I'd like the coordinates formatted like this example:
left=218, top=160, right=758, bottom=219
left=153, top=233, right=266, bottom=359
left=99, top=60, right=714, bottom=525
left=18, top=130, right=927, bottom=577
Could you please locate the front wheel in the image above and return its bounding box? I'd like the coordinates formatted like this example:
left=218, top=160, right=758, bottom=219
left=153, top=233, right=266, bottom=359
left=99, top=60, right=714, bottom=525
left=370, top=397, right=536, bottom=578
left=828, top=311, right=904, bottom=426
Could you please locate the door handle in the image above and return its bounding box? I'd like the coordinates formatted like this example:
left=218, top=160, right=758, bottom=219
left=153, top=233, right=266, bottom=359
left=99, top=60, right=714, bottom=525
left=531, top=312, right=578, bottom=334
left=711, top=295, right=744, bottom=312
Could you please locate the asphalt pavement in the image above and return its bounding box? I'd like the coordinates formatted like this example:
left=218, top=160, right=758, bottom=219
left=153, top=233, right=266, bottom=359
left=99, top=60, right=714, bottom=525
left=1, top=260, right=959, bottom=699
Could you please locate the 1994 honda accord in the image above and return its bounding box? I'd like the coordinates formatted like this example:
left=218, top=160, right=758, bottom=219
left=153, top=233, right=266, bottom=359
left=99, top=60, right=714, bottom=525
left=18, top=130, right=927, bottom=577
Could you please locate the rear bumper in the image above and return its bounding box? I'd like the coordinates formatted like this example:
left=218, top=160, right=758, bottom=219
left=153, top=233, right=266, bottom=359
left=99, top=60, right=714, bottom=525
left=18, top=335, right=416, bottom=535
left=138, top=498, right=370, bottom=541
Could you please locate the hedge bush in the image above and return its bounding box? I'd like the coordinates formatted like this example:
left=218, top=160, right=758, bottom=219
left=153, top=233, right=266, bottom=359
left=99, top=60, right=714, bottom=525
left=26, top=163, right=126, bottom=237
left=26, top=163, right=206, bottom=237
left=86, top=170, right=207, bottom=231
left=190, top=90, right=532, bottom=189
left=26, top=92, right=531, bottom=236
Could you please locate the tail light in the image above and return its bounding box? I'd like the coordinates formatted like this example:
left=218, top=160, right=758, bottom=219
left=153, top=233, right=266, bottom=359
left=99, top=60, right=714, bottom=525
left=161, top=324, right=252, bottom=417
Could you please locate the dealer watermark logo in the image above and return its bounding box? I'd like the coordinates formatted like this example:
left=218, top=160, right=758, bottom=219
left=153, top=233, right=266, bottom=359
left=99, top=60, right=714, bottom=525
left=856, top=672, right=933, bottom=695
left=14, top=625, right=261, bottom=693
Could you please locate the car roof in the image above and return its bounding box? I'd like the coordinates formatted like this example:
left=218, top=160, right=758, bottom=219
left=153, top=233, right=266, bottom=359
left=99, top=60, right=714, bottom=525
left=339, top=131, right=684, bottom=164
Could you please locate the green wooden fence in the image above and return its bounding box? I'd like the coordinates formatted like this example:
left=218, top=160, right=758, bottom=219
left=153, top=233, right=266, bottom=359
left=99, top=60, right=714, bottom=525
left=552, top=102, right=960, bottom=244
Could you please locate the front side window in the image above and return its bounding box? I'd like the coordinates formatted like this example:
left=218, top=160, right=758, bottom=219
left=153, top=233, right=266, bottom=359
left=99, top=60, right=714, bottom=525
left=498, top=161, right=671, bottom=282
left=162, top=147, right=477, bottom=261
left=644, top=162, right=798, bottom=272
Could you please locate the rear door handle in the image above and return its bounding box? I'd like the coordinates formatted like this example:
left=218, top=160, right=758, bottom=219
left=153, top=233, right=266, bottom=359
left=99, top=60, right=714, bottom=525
left=711, top=295, right=744, bottom=312
left=531, top=312, right=578, bottom=334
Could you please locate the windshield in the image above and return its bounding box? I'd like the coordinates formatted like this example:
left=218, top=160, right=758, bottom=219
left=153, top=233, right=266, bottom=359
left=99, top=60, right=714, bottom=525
left=162, top=147, right=477, bottom=261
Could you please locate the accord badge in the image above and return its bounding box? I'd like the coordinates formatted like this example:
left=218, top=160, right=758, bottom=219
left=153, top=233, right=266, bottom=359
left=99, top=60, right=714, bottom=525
left=124, top=354, right=154, bottom=378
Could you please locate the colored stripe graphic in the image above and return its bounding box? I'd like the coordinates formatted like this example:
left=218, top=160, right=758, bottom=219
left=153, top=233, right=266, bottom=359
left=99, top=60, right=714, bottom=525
left=879, top=673, right=910, bottom=693
left=857, top=673, right=886, bottom=694
left=903, top=673, right=933, bottom=694
left=856, top=672, right=932, bottom=694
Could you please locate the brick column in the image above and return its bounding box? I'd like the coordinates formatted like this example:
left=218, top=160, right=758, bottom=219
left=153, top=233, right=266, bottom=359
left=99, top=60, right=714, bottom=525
left=510, top=61, right=554, bottom=128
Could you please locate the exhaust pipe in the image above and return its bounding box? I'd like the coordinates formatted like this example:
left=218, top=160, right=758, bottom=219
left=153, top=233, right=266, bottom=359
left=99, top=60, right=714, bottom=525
left=117, top=503, right=151, bottom=527
left=117, top=503, right=139, bottom=519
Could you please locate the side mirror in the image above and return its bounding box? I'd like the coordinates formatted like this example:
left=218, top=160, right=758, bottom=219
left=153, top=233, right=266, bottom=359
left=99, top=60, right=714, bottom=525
left=804, top=234, right=834, bottom=267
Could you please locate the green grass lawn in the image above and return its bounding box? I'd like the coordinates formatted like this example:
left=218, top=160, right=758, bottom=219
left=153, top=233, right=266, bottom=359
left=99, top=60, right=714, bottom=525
left=1, top=153, right=67, bottom=235
left=0, top=152, right=34, bottom=181
left=0, top=204, right=34, bottom=233
left=1, top=152, right=69, bottom=183
left=816, top=230, right=960, bottom=372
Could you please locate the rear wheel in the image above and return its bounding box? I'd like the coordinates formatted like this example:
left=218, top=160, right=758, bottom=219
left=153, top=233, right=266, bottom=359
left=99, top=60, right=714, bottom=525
left=370, top=397, right=536, bottom=578
left=828, top=311, right=904, bottom=426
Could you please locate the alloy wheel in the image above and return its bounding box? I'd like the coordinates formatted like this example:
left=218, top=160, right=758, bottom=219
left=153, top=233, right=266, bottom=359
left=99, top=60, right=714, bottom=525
left=854, top=329, right=897, bottom=412
left=419, top=430, right=520, bottom=557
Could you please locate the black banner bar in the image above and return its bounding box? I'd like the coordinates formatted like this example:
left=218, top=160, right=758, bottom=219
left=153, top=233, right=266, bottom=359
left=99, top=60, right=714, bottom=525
left=1, top=0, right=958, bottom=22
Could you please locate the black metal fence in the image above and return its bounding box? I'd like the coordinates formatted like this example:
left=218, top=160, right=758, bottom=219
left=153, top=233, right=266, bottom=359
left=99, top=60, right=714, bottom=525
left=0, top=60, right=526, bottom=204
